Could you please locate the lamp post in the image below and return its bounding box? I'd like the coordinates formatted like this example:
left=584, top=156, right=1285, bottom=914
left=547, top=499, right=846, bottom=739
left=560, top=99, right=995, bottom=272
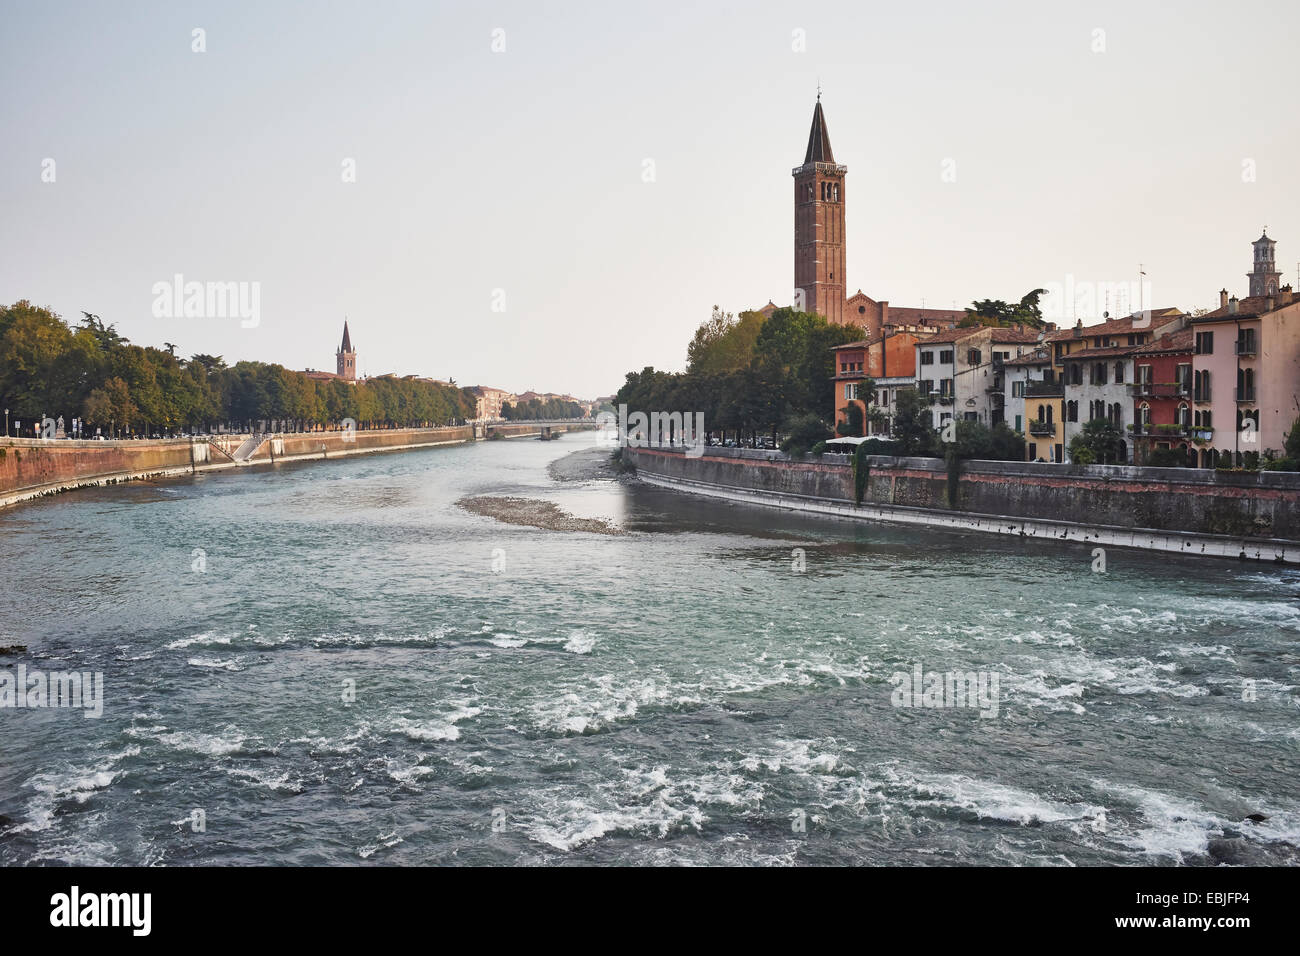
left=3, top=409, right=7, bottom=438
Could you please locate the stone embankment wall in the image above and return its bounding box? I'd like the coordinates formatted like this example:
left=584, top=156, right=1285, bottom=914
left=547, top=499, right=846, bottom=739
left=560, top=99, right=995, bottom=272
left=624, top=446, right=1300, bottom=561
left=0, top=426, right=475, bottom=508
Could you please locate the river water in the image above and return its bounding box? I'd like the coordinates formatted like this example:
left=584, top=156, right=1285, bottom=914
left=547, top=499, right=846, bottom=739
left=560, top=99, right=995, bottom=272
left=1, top=434, right=1297, bottom=865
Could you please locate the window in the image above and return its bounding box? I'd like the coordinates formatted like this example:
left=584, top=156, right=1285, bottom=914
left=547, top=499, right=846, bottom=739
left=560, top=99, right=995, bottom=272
left=1012, top=381, right=1024, bottom=397
left=939, top=349, right=954, bottom=364
left=1139, top=403, right=1151, bottom=426
left=1176, top=363, right=1191, bottom=393
left=843, top=384, right=856, bottom=400
left=1066, top=400, right=1078, bottom=423
left=1177, top=403, right=1189, bottom=427
left=1069, top=364, right=1083, bottom=385
left=1193, top=369, right=1211, bottom=403
left=920, top=351, right=934, bottom=366
left=1237, top=367, right=1256, bottom=401
left=1090, top=363, right=1107, bottom=386
left=939, top=378, right=954, bottom=397
left=1113, top=362, right=1124, bottom=384
left=1015, top=415, right=1022, bottom=432
left=1138, top=364, right=1152, bottom=385
left=881, top=390, right=889, bottom=406
left=919, top=379, right=933, bottom=395
left=967, top=348, right=982, bottom=366
left=1195, top=331, right=1214, bottom=355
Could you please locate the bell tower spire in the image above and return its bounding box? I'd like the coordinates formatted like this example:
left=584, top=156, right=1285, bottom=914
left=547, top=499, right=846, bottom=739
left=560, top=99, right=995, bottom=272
left=793, top=94, right=846, bottom=324
left=1248, top=229, right=1282, bottom=297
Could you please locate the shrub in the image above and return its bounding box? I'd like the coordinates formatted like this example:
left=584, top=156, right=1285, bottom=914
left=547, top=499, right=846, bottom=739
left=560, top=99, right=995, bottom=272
left=852, top=442, right=871, bottom=505
left=810, top=441, right=827, bottom=457
left=1263, top=457, right=1299, bottom=472
left=1146, top=447, right=1187, bottom=468
left=781, top=412, right=832, bottom=459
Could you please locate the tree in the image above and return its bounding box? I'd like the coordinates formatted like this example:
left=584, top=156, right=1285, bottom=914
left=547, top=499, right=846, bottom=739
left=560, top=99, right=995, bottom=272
left=838, top=401, right=864, bottom=437
left=1069, top=418, right=1125, bottom=464
left=960, top=289, right=1050, bottom=329
left=686, top=307, right=763, bottom=377
left=82, top=377, right=136, bottom=434
left=892, top=389, right=936, bottom=456
left=780, top=412, right=832, bottom=457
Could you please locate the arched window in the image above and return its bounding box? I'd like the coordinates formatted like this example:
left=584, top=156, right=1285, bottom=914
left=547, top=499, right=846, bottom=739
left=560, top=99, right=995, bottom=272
left=1114, top=361, right=1124, bottom=384
left=1177, top=403, right=1189, bottom=427
left=1139, top=403, right=1151, bottom=427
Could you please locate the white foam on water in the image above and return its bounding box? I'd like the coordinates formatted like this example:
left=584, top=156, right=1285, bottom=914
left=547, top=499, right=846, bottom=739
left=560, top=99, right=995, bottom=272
left=529, top=675, right=693, bottom=735
left=489, top=634, right=527, bottom=649
left=895, top=769, right=1105, bottom=827
left=1101, top=783, right=1225, bottom=860
left=187, top=656, right=245, bottom=671
left=16, top=746, right=140, bottom=834
left=358, top=830, right=403, bottom=859
left=226, top=766, right=305, bottom=793
left=132, top=726, right=249, bottom=756
left=165, top=633, right=232, bottom=650
left=564, top=630, right=597, bottom=654
left=389, top=702, right=482, bottom=743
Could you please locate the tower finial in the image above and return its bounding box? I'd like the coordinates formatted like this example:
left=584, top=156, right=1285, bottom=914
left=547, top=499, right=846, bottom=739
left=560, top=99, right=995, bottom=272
left=816, top=78, right=821, bottom=101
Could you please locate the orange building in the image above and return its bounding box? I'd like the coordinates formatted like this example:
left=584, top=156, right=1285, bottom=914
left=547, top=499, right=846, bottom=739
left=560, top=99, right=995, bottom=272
left=831, top=328, right=936, bottom=435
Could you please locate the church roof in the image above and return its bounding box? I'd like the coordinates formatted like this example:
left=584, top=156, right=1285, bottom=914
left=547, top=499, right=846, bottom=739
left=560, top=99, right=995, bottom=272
left=804, top=100, right=835, bottom=164
left=339, top=320, right=352, bottom=353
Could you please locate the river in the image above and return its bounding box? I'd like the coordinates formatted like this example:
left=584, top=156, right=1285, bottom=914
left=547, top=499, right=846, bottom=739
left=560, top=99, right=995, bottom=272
left=0, top=433, right=1297, bottom=865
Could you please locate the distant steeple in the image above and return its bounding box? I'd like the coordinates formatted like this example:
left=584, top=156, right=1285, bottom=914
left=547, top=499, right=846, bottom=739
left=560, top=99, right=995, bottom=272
left=804, top=99, right=835, bottom=165
left=1248, top=229, right=1281, bottom=297
left=336, top=318, right=357, bottom=380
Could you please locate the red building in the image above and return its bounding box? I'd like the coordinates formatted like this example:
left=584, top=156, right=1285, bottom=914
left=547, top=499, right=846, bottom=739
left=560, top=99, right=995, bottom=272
left=1129, top=328, right=1198, bottom=465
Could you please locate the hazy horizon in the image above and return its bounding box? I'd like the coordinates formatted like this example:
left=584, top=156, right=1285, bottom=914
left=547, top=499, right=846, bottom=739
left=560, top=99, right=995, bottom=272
left=2, top=0, right=1297, bottom=398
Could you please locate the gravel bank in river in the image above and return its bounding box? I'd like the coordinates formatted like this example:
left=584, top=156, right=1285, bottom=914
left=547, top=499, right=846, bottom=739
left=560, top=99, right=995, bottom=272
left=457, top=495, right=627, bottom=535
left=546, top=445, right=624, bottom=482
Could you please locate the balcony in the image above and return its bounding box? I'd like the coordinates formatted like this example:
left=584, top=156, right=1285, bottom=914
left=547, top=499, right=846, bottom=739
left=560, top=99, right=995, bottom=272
left=1235, top=388, right=1257, bottom=403
left=1129, top=382, right=1189, bottom=399
left=1025, top=381, right=1064, bottom=398
left=1235, top=340, right=1258, bottom=357
left=932, top=393, right=954, bottom=406
left=1028, top=421, right=1056, bottom=437
left=985, top=377, right=1004, bottom=393
left=1130, top=423, right=1192, bottom=438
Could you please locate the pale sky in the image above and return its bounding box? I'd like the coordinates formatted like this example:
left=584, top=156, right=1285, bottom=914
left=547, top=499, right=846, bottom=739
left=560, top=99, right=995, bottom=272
left=2, top=0, right=1297, bottom=398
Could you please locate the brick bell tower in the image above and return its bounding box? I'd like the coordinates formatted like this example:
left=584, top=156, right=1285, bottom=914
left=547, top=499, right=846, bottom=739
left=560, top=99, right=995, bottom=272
left=793, top=93, right=847, bottom=325
left=336, top=319, right=357, bottom=380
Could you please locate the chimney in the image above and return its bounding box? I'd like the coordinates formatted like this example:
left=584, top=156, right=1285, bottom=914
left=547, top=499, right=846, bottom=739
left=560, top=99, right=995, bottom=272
left=1219, top=288, right=1229, bottom=309
left=1228, top=296, right=1239, bottom=315
left=1281, top=285, right=1295, bottom=306
left=1267, top=295, right=1276, bottom=312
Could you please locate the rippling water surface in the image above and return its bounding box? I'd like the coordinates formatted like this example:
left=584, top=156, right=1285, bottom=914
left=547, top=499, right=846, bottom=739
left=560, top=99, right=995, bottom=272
left=1, top=435, right=1297, bottom=865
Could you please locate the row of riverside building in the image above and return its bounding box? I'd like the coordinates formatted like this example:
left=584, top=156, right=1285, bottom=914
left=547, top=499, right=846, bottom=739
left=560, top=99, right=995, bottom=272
left=831, top=232, right=1300, bottom=467
left=771, top=96, right=1296, bottom=468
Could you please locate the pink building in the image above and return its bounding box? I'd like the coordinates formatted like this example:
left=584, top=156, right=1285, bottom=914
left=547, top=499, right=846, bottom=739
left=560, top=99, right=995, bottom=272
left=1190, top=273, right=1300, bottom=466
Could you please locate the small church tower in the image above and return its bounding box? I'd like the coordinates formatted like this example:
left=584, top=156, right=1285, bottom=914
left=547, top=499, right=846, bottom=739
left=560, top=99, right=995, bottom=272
left=1247, top=229, right=1282, bottom=297
left=793, top=94, right=847, bottom=325
left=336, top=320, right=357, bottom=380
